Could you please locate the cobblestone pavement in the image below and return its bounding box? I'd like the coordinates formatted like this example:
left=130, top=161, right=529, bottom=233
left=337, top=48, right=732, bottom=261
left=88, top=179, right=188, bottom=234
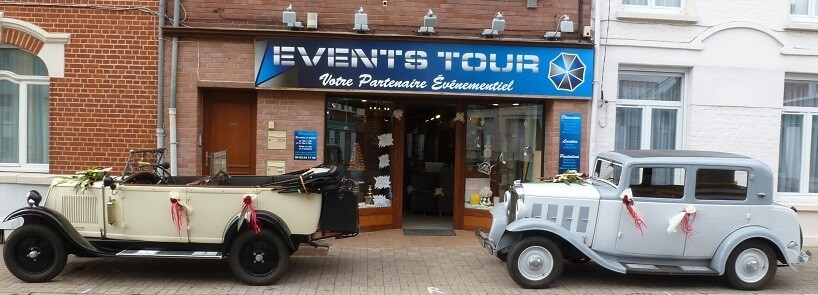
left=1, top=231, right=815, bottom=295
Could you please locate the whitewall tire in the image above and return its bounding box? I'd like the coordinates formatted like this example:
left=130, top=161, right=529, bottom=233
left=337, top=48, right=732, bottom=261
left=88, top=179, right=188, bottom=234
left=507, top=237, right=563, bottom=289
left=725, top=240, right=776, bottom=290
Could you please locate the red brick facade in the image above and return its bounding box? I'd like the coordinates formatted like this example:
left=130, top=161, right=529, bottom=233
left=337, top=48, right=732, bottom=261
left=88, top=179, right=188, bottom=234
left=3, top=0, right=591, bottom=187
left=2, top=1, right=159, bottom=174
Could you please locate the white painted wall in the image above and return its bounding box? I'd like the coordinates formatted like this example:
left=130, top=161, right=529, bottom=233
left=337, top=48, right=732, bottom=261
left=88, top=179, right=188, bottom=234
left=591, top=0, right=818, bottom=245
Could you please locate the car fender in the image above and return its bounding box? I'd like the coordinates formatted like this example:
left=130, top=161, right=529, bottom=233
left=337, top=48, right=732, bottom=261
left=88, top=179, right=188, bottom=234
left=3, top=206, right=98, bottom=256
left=222, top=210, right=296, bottom=253
left=710, top=225, right=793, bottom=275
left=504, top=217, right=626, bottom=274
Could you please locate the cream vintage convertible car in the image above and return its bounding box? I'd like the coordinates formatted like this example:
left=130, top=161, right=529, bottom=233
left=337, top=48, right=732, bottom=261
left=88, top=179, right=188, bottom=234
left=2, top=148, right=358, bottom=285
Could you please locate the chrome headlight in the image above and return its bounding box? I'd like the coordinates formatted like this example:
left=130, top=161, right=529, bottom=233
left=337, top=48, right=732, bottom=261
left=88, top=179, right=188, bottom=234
left=506, top=189, right=518, bottom=223
left=516, top=198, right=528, bottom=220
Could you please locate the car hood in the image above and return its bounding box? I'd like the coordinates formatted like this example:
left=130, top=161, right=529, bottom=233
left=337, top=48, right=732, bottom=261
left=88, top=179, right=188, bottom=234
left=520, top=181, right=601, bottom=200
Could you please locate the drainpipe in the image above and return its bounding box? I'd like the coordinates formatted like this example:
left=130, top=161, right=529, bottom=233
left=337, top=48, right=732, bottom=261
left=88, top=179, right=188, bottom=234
left=169, top=0, right=180, bottom=175
left=156, top=0, right=166, bottom=149
left=587, top=0, right=603, bottom=172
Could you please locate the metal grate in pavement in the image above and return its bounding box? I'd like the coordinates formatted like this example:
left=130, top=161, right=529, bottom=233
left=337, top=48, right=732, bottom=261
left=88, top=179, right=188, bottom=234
left=403, top=229, right=456, bottom=236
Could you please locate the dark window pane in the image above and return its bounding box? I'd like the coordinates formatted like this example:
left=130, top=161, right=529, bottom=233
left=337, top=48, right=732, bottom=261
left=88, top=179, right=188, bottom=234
left=615, top=107, right=642, bottom=150
left=618, top=73, right=682, bottom=101
left=0, top=48, right=48, bottom=76
left=778, top=114, right=802, bottom=192
left=784, top=80, right=818, bottom=108
left=630, top=167, right=685, bottom=199
left=695, top=169, right=748, bottom=201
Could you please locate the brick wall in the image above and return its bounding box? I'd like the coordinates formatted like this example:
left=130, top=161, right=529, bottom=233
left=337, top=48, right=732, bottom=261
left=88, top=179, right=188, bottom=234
left=2, top=2, right=159, bottom=174
left=544, top=100, right=590, bottom=174
left=1, top=28, right=45, bottom=54
left=256, top=91, right=325, bottom=175
left=170, top=37, right=256, bottom=175
left=176, top=0, right=591, bottom=40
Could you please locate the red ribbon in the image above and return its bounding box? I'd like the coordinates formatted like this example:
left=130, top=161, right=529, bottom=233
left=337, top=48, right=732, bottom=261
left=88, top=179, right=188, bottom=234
left=622, top=194, right=647, bottom=235
left=241, top=195, right=261, bottom=234
left=170, top=198, right=184, bottom=237
left=680, top=212, right=695, bottom=239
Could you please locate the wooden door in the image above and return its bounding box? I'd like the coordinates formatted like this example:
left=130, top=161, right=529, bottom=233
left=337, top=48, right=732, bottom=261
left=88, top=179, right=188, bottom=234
left=202, top=89, right=256, bottom=175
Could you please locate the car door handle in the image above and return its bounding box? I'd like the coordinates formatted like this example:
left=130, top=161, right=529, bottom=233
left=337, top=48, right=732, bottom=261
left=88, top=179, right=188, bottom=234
left=757, top=193, right=766, bottom=198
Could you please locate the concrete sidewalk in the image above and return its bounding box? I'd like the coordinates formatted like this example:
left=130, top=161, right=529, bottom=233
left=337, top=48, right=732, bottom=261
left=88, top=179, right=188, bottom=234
left=1, top=231, right=815, bottom=294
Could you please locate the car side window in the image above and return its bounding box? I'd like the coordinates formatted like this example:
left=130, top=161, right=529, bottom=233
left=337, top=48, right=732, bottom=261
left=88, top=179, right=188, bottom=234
left=695, top=169, right=748, bottom=201
left=629, top=167, right=686, bottom=199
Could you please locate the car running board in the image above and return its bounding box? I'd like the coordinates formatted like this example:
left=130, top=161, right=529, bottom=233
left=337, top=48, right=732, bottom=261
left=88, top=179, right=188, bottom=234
left=116, top=250, right=223, bottom=259
left=623, top=263, right=719, bottom=275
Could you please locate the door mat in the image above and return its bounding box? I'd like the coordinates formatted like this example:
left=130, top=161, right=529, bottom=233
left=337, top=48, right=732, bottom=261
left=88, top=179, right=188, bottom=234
left=403, top=229, right=456, bottom=236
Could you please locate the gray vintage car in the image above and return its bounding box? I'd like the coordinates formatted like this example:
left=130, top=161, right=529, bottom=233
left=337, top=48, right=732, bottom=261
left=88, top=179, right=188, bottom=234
left=477, top=150, right=811, bottom=290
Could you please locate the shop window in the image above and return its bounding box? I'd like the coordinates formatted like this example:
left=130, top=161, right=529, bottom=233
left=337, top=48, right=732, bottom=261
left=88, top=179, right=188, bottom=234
left=695, top=169, right=748, bottom=201
left=0, top=48, right=49, bottom=172
left=791, top=0, right=818, bottom=21
left=778, top=79, right=818, bottom=194
left=629, top=167, right=685, bottom=199
left=464, top=103, right=542, bottom=210
left=325, top=98, right=394, bottom=208
left=615, top=71, right=683, bottom=151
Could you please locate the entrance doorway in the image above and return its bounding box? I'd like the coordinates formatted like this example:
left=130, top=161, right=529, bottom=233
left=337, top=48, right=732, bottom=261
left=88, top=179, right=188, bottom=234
left=202, top=89, right=257, bottom=175
left=401, top=104, right=457, bottom=229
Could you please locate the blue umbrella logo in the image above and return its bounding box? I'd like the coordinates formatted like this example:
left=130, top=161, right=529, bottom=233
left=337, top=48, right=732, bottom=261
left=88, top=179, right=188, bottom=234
left=548, top=53, right=586, bottom=92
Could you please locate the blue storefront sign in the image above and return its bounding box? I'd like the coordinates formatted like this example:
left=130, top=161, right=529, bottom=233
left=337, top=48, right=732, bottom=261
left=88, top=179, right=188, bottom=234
left=558, top=113, right=582, bottom=173
left=255, top=38, right=593, bottom=98
left=294, top=130, right=318, bottom=160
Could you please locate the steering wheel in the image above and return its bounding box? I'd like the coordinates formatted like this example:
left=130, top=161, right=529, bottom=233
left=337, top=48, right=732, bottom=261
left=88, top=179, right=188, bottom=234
left=155, top=164, right=176, bottom=184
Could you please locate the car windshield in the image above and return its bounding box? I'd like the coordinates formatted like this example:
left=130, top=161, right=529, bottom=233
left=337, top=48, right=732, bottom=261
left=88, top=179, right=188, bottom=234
left=593, top=158, right=622, bottom=187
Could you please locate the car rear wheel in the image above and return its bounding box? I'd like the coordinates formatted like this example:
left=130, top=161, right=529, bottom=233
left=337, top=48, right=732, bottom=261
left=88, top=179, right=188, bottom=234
left=229, top=229, right=290, bottom=286
left=3, top=224, right=68, bottom=283
left=725, top=240, right=776, bottom=290
left=507, top=236, right=563, bottom=289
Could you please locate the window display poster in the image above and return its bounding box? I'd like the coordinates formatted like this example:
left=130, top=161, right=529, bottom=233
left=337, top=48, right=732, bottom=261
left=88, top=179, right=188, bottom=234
left=294, top=130, right=318, bottom=160
left=558, top=113, right=582, bottom=173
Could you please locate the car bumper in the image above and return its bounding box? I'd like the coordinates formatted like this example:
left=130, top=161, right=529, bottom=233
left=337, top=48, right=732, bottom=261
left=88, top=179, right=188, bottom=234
left=799, top=250, right=811, bottom=264
left=475, top=229, right=497, bottom=256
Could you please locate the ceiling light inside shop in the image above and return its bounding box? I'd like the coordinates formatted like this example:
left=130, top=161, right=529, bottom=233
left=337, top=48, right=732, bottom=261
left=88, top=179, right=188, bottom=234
left=512, top=103, right=520, bottom=106
left=435, top=114, right=441, bottom=119
left=353, top=7, right=369, bottom=33
left=361, top=99, right=368, bottom=102
left=492, top=103, right=499, bottom=106
left=481, top=12, right=504, bottom=38
left=418, top=9, right=437, bottom=35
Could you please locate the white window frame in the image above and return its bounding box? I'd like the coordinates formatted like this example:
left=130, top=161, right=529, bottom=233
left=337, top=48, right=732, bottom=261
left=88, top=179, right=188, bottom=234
left=622, top=0, right=685, bottom=14
left=790, top=0, right=818, bottom=22
left=778, top=77, right=818, bottom=202
left=616, top=70, right=685, bottom=150
left=0, top=71, right=49, bottom=173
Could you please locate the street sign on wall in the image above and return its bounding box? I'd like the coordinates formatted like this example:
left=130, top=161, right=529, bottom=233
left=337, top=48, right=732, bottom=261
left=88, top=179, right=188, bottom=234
left=255, top=38, right=593, bottom=98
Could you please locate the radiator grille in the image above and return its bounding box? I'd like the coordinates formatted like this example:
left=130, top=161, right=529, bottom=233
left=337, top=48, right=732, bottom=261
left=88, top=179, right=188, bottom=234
left=61, top=195, right=98, bottom=224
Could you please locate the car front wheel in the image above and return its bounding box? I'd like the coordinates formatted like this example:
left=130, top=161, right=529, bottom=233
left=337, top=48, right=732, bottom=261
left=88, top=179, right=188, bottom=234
left=507, top=237, right=563, bottom=289
left=725, top=240, right=777, bottom=290
left=229, top=229, right=290, bottom=286
left=3, top=224, right=68, bottom=283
